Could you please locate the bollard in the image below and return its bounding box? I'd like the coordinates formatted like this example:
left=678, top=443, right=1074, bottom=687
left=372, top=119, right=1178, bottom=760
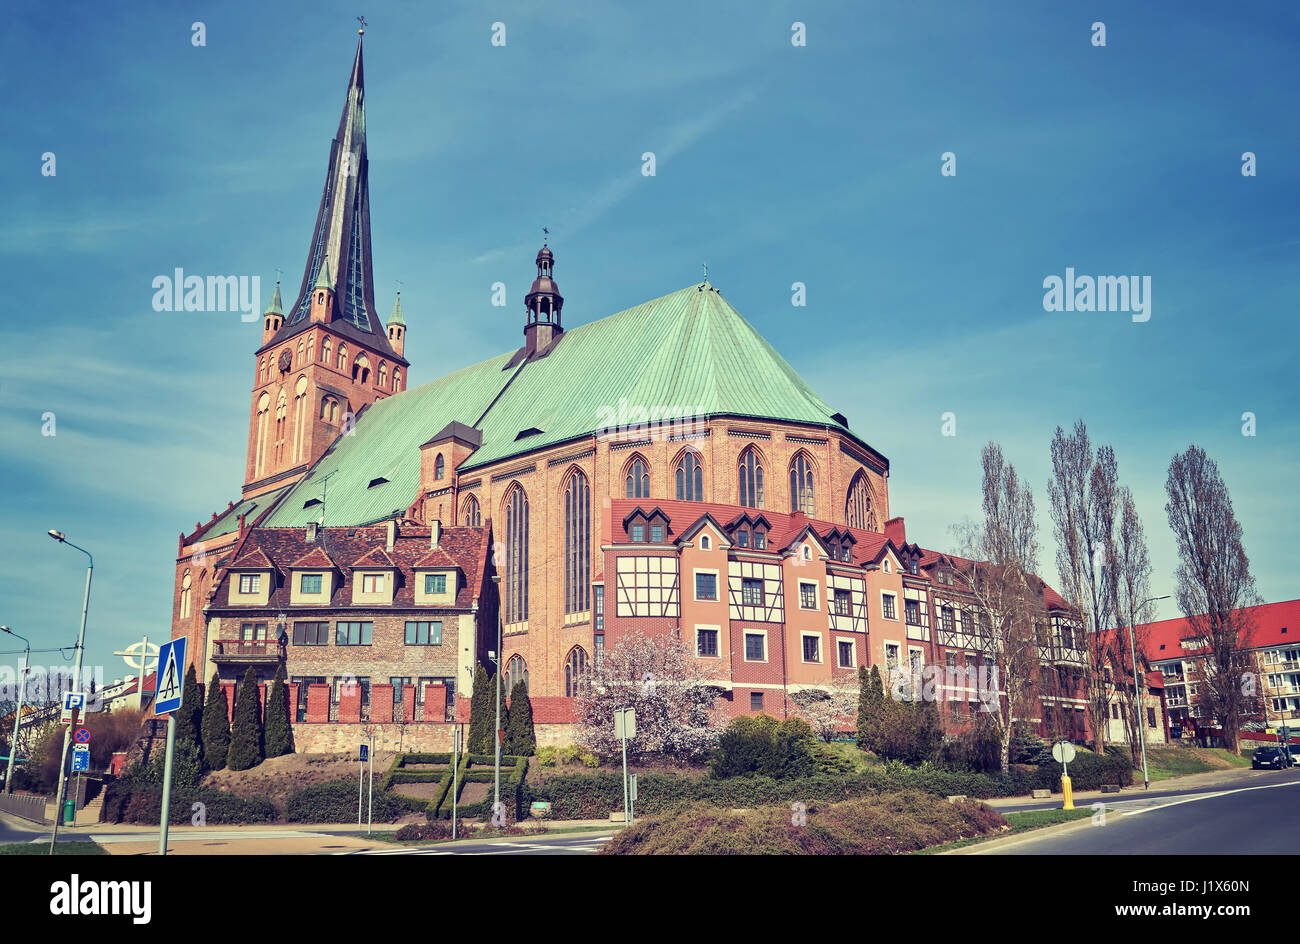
left=1061, top=774, right=1074, bottom=811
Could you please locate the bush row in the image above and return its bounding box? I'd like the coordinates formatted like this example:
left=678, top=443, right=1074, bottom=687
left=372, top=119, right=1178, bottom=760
left=101, top=782, right=277, bottom=825
left=526, top=750, right=1133, bottom=819
left=285, top=778, right=423, bottom=823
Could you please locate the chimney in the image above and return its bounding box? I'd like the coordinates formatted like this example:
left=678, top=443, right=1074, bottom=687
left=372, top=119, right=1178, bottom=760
left=884, top=516, right=906, bottom=546
left=306, top=521, right=319, bottom=543
left=430, top=519, right=441, bottom=548
left=386, top=519, right=397, bottom=552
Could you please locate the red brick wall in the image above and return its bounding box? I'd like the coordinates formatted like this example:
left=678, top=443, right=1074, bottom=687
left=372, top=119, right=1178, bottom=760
left=372, top=684, right=394, bottom=723
left=424, top=684, right=447, bottom=721
left=402, top=685, right=415, bottom=723
left=339, top=684, right=361, bottom=722
left=305, top=683, right=329, bottom=722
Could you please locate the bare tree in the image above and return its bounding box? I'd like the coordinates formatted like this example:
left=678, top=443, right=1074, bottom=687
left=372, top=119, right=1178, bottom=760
left=952, top=442, right=1042, bottom=773
left=1164, top=445, right=1261, bottom=752
left=1048, top=421, right=1119, bottom=752
left=1110, top=486, right=1155, bottom=763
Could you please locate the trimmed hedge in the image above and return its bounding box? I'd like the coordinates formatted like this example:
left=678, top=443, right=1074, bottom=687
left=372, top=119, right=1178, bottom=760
left=101, top=782, right=276, bottom=825
left=527, top=749, right=1133, bottom=819
left=286, top=778, right=423, bottom=823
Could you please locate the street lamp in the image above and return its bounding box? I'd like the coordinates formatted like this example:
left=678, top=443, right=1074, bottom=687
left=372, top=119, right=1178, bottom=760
left=490, top=574, right=503, bottom=820
left=46, top=530, right=93, bottom=854
left=1, top=626, right=30, bottom=794
left=1130, top=594, right=1170, bottom=790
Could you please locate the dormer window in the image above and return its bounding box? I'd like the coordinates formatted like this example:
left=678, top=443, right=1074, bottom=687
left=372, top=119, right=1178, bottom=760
left=700, top=535, right=711, bottom=550
left=650, top=524, right=664, bottom=543
left=631, top=524, right=645, bottom=542
left=754, top=531, right=766, bottom=550
left=841, top=546, right=851, bottom=563
left=239, top=574, right=261, bottom=594
left=736, top=530, right=749, bottom=548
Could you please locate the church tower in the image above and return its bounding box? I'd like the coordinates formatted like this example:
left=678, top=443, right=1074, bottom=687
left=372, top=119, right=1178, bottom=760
left=244, top=29, right=409, bottom=498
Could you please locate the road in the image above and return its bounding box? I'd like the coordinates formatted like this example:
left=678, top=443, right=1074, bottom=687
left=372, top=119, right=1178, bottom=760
left=974, top=769, right=1300, bottom=855
left=348, top=832, right=613, bottom=855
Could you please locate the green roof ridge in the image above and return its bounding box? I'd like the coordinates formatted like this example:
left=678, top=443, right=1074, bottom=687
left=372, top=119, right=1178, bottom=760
left=388, top=291, right=404, bottom=326
left=263, top=280, right=284, bottom=316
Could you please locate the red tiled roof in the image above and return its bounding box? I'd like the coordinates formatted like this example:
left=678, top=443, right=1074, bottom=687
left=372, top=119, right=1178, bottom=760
left=211, top=523, right=489, bottom=611
left=1145, top=671, right=1165, bottom=690
left=352, top=546, right=396, bottom=568
left=1140, top=599, right=1300, bottom=661
left=411, top=547, right=461, bottom=570
left=290, top=546, right=338, bottom=569
left=231, top=547, right=275, bottom=570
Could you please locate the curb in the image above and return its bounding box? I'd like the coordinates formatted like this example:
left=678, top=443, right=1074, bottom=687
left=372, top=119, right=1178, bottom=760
left=942, top=812, right=1100, bottom=855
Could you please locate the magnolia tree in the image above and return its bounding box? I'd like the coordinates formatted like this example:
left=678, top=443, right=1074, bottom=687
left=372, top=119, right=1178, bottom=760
left=576, top=631, right=724, bottom=761
left=791, top=677, right=860, bottom=742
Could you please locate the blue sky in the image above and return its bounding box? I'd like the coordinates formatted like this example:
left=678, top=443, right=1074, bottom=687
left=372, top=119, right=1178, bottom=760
left=1, top=0, right=1296, bottom=680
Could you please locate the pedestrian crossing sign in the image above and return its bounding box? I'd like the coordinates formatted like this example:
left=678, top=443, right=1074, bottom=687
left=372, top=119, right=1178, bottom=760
left=154, top=637, right=187, bottom=714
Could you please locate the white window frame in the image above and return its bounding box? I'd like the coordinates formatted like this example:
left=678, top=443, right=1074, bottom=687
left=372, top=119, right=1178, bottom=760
left=881, top=591, right=898, bottom=621
left=361, top=573, right=385, bottom=594
left=695, top=624, right=722, bottom=659
left=743, top=629, right=768, bottom=663
left=239, top=573, right=261, bottom=594
left=693, top=568, right=720, bottom=602
left=800, top=631, right=823, bottom=664
left=835, top=637, right=856, bottom=668
left=798, top=580, right=819, bottom=610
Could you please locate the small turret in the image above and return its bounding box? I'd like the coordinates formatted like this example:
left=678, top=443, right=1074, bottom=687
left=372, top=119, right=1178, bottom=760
left=524, top=236, right=563, bottom=356
left=310, top=257, right=335, bottom=324
left=261, top=280, right=284, bottom=344
left=387, top=291, right=405, bottom=357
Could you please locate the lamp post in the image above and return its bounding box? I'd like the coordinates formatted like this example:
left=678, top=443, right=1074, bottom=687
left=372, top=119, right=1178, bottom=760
left=47, top=530, right=93, bottom=854
left=1, top=627, right=30, bottom=794
left=1130, top=594, right=1170, bottom=790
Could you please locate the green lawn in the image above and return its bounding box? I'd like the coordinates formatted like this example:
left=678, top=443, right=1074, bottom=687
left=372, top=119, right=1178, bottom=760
left=1142, top=746, right=1250, bottom=781
left=0, top=841, right=106, bottom=855
left=915, top=807, right=1094, bottom=854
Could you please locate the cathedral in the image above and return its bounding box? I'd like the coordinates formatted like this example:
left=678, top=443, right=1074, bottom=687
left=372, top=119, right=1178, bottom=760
left=169, top=34, right=1091, bottom=749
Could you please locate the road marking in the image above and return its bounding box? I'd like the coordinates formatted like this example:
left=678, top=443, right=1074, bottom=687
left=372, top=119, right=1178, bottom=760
left=1121, top=778, right=1300, bottom=817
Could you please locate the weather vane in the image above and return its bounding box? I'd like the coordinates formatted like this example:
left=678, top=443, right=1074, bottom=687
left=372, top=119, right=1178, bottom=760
left=703, top=262, right=708, bottom=283
left=357, top=16, right=367, bottom=34
left=542, top=226, right=549, bottom=246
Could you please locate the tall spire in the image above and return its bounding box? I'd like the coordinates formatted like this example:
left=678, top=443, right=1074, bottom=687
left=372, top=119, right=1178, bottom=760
left=281, top=32, right=393, bottom=356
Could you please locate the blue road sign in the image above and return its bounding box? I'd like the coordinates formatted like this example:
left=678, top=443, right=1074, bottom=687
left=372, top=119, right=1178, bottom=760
left=71, top=747, right=89, bottom=773
left=359, top=744, right=369, bottom=762
left=62, top=692, right=85, bottom=711
left=154, top=637, right=187, bottom=714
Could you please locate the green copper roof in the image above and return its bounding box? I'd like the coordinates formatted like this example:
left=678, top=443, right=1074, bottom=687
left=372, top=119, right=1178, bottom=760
left=313, top=256, right=334, bottom=292
left=387, top=292, right=404, bottom=326
left=262, top=284, right=867, bottom=528
left=264, top=281, right=284, bottom=316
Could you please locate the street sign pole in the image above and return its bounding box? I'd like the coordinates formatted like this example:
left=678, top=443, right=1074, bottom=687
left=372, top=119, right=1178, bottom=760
left=152, top=637, right=186, bottom=857
left=367, top=734, right=374, bottom=835
left=357, top=744, right=365, bottom=830
left=157, top=713, right=177, bottom=856
left=451, top=724, right=461, bottom=840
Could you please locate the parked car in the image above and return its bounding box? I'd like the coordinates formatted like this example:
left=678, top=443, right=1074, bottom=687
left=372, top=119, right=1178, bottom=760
left=1251, top=746, right=1288, bottom=769
left=1286, top=746, right=1300, bottom=767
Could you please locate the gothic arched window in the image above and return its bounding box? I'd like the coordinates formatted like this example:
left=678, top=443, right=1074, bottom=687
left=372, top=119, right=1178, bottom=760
left=377, top=362, right=387, bottom=389
left=738, top=447, right=764, bottom=509
left=564, top=647, right=589, bottom=698
left=675, top=450, right=703, bottom=501
left=321, top=338, right=332, bottom=365
left=564, top=470, right=590, bottom=614
left=392, top=368, right=401, bottom=391
left=504, top=484, right=529, bottom=624
left=461, top=493, right=481, bottom=528
left=435, top=454, right=445, bottom=480
left=790, top=451, right=815, bottom=516
left=337, top=343, right=347, bottom=372
left=504, top=654, right=528, bottom=694
left=180, top=570, right=192, bottom=619
left=624, top=455, right=649, bottom=498
left=845, top=471, right=875, bottom=531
